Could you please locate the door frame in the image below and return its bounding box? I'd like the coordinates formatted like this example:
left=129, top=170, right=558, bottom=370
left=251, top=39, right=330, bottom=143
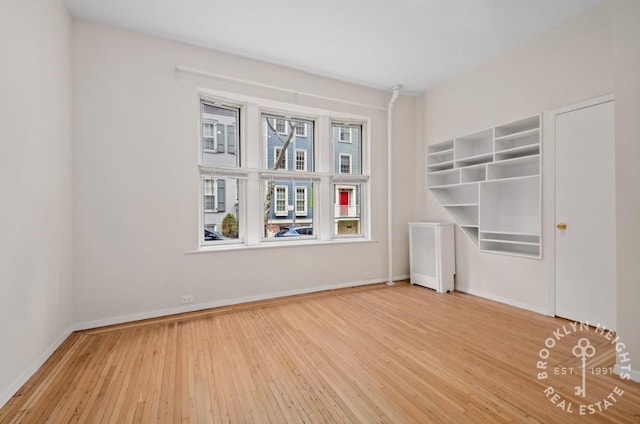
left=543, top=93, right=615, bottom=317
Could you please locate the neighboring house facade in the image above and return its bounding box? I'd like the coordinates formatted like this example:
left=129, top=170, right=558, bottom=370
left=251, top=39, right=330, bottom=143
left=264, top=119, right=363, bottom=236
left=333, top=125, right=362, bottom=235
left=201, top=103, right=239, bottom=235
left=265, top=118, right=314, bottom=236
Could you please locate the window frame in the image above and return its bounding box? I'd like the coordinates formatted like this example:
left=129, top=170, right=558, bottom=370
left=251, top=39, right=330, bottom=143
left=274, top=146, right=288, bottom=170
left=339, top=154, right=352, bottom=174
left=295, top=186, right=308, bottom=216
left=199, top=99, right=244, bottom=247
left=339, top=127, right=352, bottom=143
left=196, top=90, right=371, bottom=251
left=274, top=185, right=288, bottom=216
left=295, top=149, right=307, bottom=172
left=294, top=121, right=307, bottom=137
left=203, top=177, right=217, bottom=212
left=202, top=119, right=217, bottom=152
left=274, top=118, right=288, bottom=135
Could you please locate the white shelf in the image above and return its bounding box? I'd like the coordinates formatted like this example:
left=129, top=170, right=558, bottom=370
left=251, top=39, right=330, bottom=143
left=455, top=129, right=493, bottom=161
left=494, top=143, right=539, bottom=161
left=487, top=155, right=539, bottom=180
left=443, top=205, right=478, bottom=227
left=480, top=245, right=540, bottom=258
left=428, top=140, right=454, bottom=154
left=494, top=127, right=539, bottom=142
left=480, top=238, right=539, bottom=246
left=460, top=226, right=479, bottom=244
left=455, top=152, right=494, bottom=167
left=461, top=165, right=487, bottom=183
left=428, top=148, right=454, bottom=158
left=428, top=168, right=459, bottom=188
left=479, top=230, right=539, bottom=237
left=427, top=114, right=541, bottom=258
left=428, top=160, right=454, bottom=169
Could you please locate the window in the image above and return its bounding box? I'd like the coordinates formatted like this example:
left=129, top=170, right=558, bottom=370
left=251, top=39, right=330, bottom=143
left=333, top=123, right=364, bottom=237
left=227, top=124, right=236, bottom=154
left=294, top=121, right=307, bottom=137
left=216, top=124, right=225, bottom=153
left=200, top=101, right=241, bottom=244
left=274, top=185, right=288, bottom=216
left=295, top=186, right=307, bottom=216
left=204, top=179, right=216, bottom=211
left=340, top=154, right=352, bottom=174
left=202, top=120, right=216, bottom=151
left=339, top=127, right=352, bottom=143
left=274, top=147, right=288, bottom=170
left=295, top=149, right=306, bottom=171
left=274, top=118, right=288, bottom=134
left=198, top=94, right=368, bottom=248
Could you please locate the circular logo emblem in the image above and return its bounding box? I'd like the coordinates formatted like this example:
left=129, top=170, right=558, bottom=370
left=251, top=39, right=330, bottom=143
left=536, top=321, right=632, bottom=415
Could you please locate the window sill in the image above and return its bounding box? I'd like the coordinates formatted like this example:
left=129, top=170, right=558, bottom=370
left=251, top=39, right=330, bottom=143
left=185, top=238, right=378, bottom=255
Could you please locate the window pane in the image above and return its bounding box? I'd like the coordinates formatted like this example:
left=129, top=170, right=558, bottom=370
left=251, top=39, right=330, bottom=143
left=333, top=124, right=361, bottom=174
left=294, top=121, right=306, bottom=137
left=264, top=115, right=314, bottom=171
left=263, top=180, right=314, bottom=239
left=295, top=150, right=306, bottom=171
left=203, top=178, right=241, bottom=243
left=201, top=102, right=240, bottom=167
left=334, top=184, right=362, bottom=236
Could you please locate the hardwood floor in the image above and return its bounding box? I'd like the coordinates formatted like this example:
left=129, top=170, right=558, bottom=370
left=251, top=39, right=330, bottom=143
left=1, top=282, right=639, bottom=423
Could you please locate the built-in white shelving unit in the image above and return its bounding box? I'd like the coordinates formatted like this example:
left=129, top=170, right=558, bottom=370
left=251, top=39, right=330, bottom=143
left=427, top=115, right=541, bottom=258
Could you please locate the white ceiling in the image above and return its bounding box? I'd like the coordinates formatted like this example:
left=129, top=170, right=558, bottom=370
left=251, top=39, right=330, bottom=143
left=64, top=0, right=602, bottom=93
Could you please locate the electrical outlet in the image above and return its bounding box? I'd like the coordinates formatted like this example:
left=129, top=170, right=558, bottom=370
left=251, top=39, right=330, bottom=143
left=180, top=295, right=194, bottom=304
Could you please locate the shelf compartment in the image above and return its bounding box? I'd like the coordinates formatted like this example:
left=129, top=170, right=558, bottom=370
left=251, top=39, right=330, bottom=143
left=494, top=143, right=539, bottom=161
left=455, top=152, right=494, bottom=168
left=480, top=177, right=540, bottom=236
left=454, top=129, right=493, bottom=161
left=495, top=128, right=540, bottom=152
left=428, top=169, right=459, bottom=187
left=460, top=226, right=479, bottom=245
left=480, top=241, right=540, bottom=257
left=460, top=165, right=487, bottom=183
left=479, top=232, right=539, bottom=244
left=429, top=183, right=478, bottom=205
left=494, top=116, right=540, bottom=139
left=427, top=161, right=454, bottom=172
left=487, top=155, right=539, bottom=180
left=427, top=149, right=454, bottom=166
left=428, top=140, right=454, bottom=154
left=443, top=205, right=478, bottom=227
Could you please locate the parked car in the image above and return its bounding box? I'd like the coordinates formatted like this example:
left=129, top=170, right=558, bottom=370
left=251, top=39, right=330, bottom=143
left=204, top=229, right=229, bottom=241
left=274, top=226, right=313, bottom=237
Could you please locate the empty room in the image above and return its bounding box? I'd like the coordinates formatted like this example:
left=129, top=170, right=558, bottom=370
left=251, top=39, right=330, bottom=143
left=1, top=0, right=639, bottom=422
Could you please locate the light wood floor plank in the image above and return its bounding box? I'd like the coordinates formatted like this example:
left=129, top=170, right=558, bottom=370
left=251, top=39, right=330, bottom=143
left=1, top=282, right=639, bottom=423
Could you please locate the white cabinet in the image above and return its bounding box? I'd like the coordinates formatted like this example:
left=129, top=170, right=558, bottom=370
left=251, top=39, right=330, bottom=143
left=409, top=223, right=455, bottom=293
left=427, top=115, right=541, bottom=258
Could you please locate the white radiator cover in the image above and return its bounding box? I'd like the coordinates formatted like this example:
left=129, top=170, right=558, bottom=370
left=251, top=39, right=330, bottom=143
left=409, top=222, right=455, bottom=293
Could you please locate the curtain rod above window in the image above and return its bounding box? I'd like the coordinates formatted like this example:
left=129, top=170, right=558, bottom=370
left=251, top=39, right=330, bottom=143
left=176, top=65, right=388, bottom=111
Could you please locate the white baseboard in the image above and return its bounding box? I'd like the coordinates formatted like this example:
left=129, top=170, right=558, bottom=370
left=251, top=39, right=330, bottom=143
left=74, top=277, right=389, bottom=331
left=455, top=286, right=547, bottom=315
left=614, top=363, right=640, bottom=383
left=0, top=325, right=75, bottom=409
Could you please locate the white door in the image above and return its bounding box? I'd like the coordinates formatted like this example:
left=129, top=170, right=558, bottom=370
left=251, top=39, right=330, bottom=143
left=555, top=99, right=616, bottom=330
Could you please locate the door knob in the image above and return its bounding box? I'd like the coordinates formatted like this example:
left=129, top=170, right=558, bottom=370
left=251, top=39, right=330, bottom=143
left=557, top=222, right=567, bottom=230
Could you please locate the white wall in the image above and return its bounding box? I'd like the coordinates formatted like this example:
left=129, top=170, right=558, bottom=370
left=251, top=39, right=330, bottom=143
left=419, top=2, right=614, bottom=312
left=0, top=0, right=74, bottom=405
left=613, top=0, right=640, bottom=380
left=72, top=20, right=415, bottom=325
